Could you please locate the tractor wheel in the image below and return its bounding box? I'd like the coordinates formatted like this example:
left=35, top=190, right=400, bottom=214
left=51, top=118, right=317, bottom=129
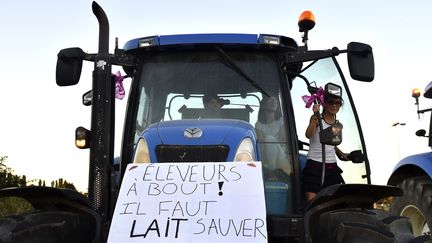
left=390, top=176, right=432, bottom=237
left=313, top=208, right=431, bottom=243
left=0, top=210, right=95, bottom=243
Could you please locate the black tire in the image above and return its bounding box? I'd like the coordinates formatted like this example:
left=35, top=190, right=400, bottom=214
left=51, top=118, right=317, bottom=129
left=390, top=176, right=432, bottom=237
left=313, top=208, right=431, bottom=243
left=0, top=210, right=95, bottom=243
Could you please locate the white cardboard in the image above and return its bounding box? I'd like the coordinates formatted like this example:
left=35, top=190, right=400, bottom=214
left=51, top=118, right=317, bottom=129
left=108, top=162, right=267, bottom=243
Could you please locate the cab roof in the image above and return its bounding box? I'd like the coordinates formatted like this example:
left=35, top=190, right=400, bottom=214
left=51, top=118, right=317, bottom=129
left=124, top=33, right=297, bottom=52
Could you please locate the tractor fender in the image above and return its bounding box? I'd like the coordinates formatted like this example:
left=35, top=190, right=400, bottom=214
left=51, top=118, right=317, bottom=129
left=0, top=187, right=101, bottom=243
left=388, top=152, right=432, bottom=185
left=303, top=184, right=402, bottom=242
left=0, top=186, right=91, bottom=210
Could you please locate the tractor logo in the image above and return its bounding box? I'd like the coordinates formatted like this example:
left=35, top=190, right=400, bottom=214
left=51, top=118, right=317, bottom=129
left=184, top=128, right=202, bottom=138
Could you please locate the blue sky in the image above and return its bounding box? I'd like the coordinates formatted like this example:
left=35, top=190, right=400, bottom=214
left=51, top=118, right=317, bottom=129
left=1, top=0, right=432, bottom=191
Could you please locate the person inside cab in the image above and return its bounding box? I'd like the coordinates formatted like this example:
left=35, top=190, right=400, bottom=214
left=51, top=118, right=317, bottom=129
left=199, top=93, right=223, bottom=119
left=255, top=95, right=291, bottom=178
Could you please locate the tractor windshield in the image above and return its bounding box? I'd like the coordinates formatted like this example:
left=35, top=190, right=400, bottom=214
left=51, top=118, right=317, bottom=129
left=128, top=49, right=295, bottom=212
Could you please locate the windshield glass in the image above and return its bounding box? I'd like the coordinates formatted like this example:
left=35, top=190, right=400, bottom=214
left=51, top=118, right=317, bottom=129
left=290, top=57, right=368, bottom=184
left=134, top=50, right=292, bottom=164
left=132, top=49, right=295, bottom=214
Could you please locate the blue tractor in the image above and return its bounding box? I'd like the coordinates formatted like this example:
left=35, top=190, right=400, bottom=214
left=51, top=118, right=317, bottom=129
left=0, top=2, right=429, bottom=243
left=388, top=83, right=432, bottom=237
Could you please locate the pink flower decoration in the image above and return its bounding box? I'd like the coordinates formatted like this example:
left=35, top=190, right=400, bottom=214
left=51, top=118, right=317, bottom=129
left=301, top=87, right=324, bottom=108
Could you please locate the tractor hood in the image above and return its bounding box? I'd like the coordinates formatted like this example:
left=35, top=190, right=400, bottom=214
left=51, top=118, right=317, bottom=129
left=140, top=119, right=258, bottom=162
left=143, top=119, right=256, bottom=145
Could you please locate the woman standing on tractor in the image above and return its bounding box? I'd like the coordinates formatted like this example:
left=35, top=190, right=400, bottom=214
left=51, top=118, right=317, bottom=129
left=302, top=92, right=350, bottom=202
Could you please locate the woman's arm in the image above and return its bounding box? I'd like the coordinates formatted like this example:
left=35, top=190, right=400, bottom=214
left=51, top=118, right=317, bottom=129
left=305, top=115, right=319, bottom=139
left=335, top=146, right=350, bottom=161
left=305, top=104, right=320, bottom=139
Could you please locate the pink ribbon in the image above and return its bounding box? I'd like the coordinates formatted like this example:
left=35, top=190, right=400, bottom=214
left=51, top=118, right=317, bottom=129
left=301, top=87, right=324, bottom=108
left=114, top=71, right=125, bottom=100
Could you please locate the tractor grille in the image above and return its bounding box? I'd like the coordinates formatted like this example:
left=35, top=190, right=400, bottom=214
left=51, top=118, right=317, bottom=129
left=156, top=145, right=229, bottom=162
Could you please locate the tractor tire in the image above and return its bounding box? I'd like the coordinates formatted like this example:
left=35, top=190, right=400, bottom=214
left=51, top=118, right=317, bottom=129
left=313, top=208, right=431, bottom=243
left=0, top=210, right=95, bottom=243
left=390, top=176, right=432, bottom=237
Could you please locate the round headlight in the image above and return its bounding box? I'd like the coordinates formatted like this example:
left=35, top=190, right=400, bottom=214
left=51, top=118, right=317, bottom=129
left=133, top=138, right=150, bottom=163
left=234, top=138, right=255, bottom=162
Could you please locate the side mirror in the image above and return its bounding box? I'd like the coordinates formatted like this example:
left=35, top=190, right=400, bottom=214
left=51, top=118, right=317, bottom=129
left=319, top=82, right=343, bottom=146
left=325, top=82, right=342, bottom=97
left=56, top=48, right=85, bottom=86
left=347, top=42, right=374, bottom=82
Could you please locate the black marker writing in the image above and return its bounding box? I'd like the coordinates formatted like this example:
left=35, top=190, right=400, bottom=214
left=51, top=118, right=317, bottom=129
left=130, top=218, right=188, bottom=238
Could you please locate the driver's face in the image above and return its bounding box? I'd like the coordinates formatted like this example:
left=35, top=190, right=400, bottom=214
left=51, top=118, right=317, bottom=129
left=206, top=98, right=221, bottom=110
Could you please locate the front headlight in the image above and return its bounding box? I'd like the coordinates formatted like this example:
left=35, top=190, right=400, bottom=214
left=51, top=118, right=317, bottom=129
left=234, top=137, right=255, bottom=162
left=133, top=138, right=150, bottom=163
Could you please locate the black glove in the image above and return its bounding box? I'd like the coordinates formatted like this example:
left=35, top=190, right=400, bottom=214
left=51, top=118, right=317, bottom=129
left=348, top=150, right=364, bottom=163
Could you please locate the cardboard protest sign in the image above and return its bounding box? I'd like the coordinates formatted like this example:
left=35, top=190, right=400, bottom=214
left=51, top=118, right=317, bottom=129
left=108, top=162, right=267, bottom=243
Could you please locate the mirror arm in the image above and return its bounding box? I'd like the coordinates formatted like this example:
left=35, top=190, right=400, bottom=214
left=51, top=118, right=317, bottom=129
left=78, top=51, right=136, bottom=68
left=112, top=51, right=136, bottom=67
left=286, top=47, right=341, bottom=64
left=80, top=51, right=136, bottom=68
left=84, top=53, right=96, bottom=62
left=418, top=108, right=432, bottom=114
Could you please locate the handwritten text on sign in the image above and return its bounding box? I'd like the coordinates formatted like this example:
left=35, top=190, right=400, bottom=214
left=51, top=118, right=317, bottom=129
left=108, top=162, right=267, bottom=243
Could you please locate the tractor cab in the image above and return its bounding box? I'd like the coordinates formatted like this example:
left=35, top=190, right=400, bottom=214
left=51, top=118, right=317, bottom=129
left=122, top=34, right=296, bottom=217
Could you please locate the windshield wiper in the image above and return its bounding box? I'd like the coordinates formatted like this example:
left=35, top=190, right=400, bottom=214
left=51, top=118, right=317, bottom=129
left=215, top=46, right=270, bottom=97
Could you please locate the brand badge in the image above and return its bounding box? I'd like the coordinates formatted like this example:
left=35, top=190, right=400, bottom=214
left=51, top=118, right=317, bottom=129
left=184, top=128, right=202, bottom=138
